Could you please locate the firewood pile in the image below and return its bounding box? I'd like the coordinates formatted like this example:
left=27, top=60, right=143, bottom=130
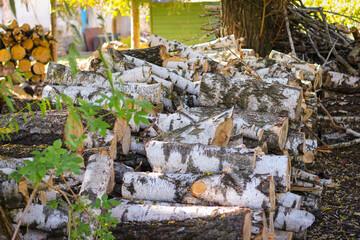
left=1, top=33, right=353, bottom=239
left=0, top=19, right=55, bottom=81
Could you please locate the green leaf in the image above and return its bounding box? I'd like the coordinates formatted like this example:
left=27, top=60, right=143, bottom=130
left=22, top=112, right=27, bottom=124
left=102, top=202, right=112, bottom=210
left=48, top=200, right=58, bottom=210
left=13, top=120, right=19, bottom=133
left=68, top=43, right=80, bottom=76
left=101, top=194, right=108, bottom=202
left=9, top=0, right=16, bottom=17
left=3, top=95, right=14, bottom=112
left=108, top=199, right=121, bottom=206
left=53, top=139, right=62, bottom=149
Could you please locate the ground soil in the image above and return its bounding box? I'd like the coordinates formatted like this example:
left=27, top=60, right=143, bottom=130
left=306, top=144, right=360, bottom=239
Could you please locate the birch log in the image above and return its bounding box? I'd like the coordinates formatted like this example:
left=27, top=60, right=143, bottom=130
left=117, top=45, right=168, bottom=67
left=9, top=204, right=68, bottom=232
left=111, top=66, right=151, bottom=83
left=274, top=206, right=315, bottom=232
left=254, top=155, right=291, bottom=192
left=276, top=192, right=302, bottom=209
left=42, top=83, right=161, bottom=105
left=156, top=108, right=234, bottom=146
left=0, top=111, right=67, bottom=145
left=198, top=74, right=303, bottom=121
left=111, top=202, right=250, bottom=222
left=121, top=172, right=199, bottom=202
left=44, top=62, right=73, bottom=85
left=79, top=153, right=115, bottom=201
left=111, top=207, right=251, bottom=240
left=148, top=75, right=174, bottom=91
left=323, top=71, right=360, bottom=93
left=185, top=171, right=276, bottom=211
left=145, top=140, right=256, bottom=173
left=0, top=168, right=25, bottom=209
left=285, top=131, right=306, bottom=155
left=190, top=35, right=241, bottom=51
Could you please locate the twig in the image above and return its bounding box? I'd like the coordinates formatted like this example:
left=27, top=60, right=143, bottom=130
left=319, top=102, right=346, bottom=131
left=305, top=28, right=326, bottom=62
left=199, top=28, right=219, bottom=41
left=321, top=39, right=337, bottom=68
left=320, top=10, right=358, bottom=75
left=12, top=184, right=39, bottom=240
left=284, top=6, right=296, bottom=56
left=329, top=138, right=360, bottom=149
left=227, top=48, right=263, bottom=81
left=302, top=123, right=327, bottom=146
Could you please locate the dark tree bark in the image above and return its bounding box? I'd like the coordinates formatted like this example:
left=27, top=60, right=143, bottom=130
left=221, top=0, right=285, bottom=57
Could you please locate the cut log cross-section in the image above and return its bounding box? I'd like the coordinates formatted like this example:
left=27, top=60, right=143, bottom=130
left=10, top=44, right=26, bottom=61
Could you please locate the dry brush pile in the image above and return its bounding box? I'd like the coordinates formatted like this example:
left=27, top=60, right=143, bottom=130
left=0, top=33, right=358, bottom=239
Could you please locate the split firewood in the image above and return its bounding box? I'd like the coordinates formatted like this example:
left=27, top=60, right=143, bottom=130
left=79, top=152, right=115, bottom=201
left=111, top=206, right=251, bottom=239
left=130, top=136, right=147, bottom=155
left=145, top=140, right=256, bottom=173
left=285, top=131, right=306, bottom=155
left=323, top=71, right=360, bottom=93
left=198, top=73, right=303, bottom=121
left=274, top=206, right=315, bottom=232
left=253, top=155, right=291, bottom=192
left=251, top=210, right=270, bottom=239
left=155, top=107, right=233, bottom=146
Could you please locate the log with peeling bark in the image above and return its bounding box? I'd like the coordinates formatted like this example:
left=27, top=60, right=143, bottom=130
left=124, top=55, right=200, bottom=96
left=80, top=152, right=115, bottom=201
left=111, top=207, right=251, bottom=240
left=156, top=108, right=233, bottom=146
left=145, top=140, right=256, bottom=173
left=199, top=73, right=303, bottom=121
left=148, top=75, right=174, bottom=91
left=9, top=204, right=68, bottom=232
left=253, top=155, right=291, bottom=193
left=274, top=206, right=315, bottom=232
left=42, top=83, right=161, bottom=105
left=323, top=71, right=360, bottom=93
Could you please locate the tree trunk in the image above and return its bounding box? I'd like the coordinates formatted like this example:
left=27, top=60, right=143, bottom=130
left=131, top=0, right=140, bottom=49
left=221, top=0, right=278, bottom=57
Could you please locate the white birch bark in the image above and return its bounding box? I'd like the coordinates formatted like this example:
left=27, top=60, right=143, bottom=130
left=42, top=82, right=161, bottom=105
left=274, top=206, right=315, bottom=232
left=145, top=140, right=256, bottom=173
left=324, top=71, right=360, bottom=92
left=254, top=155, right=291, bottom=192
left=276, top=192, right=302, bottom=209
left=121, top=172, right=199, bottom=202
left=148, top=75, right=174, bottom=91
left=124, top=55, right=200, bottom=96
left=199, top=73, right=303, bottom=121
left=111, top=201, right=249, bottom=222
left=156, top=107, right=234, bottom=146
left=112, top=66, right=151, bottom=83
left=285, top=131, right=306, bottom=155
left=184, top=172, right=275, bottom=211
left=79, top=153, right=114, bottom=201
left=9, top=204, right=68, bottom=231
left=190, top=35, right=240, bottom=51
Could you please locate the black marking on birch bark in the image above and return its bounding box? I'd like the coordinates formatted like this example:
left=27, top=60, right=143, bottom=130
left=126, top=181, right=136, bottom=195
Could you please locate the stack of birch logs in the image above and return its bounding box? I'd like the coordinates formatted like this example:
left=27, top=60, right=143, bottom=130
left=0, top=19, right=54, bottom=81
left=0, top=34, right=334, bottom=239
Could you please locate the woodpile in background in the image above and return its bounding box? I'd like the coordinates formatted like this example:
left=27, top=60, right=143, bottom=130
left=0, top=19, right=55, bottom=82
